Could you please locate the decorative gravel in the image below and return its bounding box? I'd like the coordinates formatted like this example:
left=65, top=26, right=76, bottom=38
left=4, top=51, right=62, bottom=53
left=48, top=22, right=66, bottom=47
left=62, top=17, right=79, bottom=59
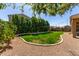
left=1, top=32, right=79, bottom=56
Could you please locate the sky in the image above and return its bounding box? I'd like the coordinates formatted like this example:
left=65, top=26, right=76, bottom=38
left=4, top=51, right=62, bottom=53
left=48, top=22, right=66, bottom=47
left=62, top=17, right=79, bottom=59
left=0, top=4, right=79, bottom=27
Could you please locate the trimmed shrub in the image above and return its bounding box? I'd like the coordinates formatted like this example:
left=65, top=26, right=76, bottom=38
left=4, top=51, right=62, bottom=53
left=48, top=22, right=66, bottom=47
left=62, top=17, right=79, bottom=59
left=9, top=14, right=50, bottom=34
left=9, top=14, right=31, bottom=34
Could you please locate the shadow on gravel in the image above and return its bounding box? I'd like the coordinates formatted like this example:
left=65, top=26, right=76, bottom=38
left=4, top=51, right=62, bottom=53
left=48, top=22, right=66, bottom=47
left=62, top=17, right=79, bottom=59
left=0, top=42, right=13, bottom=55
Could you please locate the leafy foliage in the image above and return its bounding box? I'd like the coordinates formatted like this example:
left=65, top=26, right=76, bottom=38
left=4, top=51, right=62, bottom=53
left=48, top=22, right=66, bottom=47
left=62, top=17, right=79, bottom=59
left=0, top=3, right=78, bottom=16
left=31, top=17, right=50, bottom=32
left=0, top=3, right=6, bottom=9
left=9, top=14, right=50, bottom=34
left=9, top=14, right=31, bottom=34
left=0, top=20, right=16, bottom=46
left=28, top=3, right=78, bottom=16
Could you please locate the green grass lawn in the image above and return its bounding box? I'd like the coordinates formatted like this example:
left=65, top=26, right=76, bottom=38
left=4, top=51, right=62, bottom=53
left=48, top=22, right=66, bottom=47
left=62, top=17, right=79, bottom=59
left=21, top=31, right=63, bottom=44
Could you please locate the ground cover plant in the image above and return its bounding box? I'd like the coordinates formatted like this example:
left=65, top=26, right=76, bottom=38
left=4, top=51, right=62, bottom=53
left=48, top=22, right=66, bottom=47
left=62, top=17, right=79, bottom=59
left=21, top=31, right=63, bottom=44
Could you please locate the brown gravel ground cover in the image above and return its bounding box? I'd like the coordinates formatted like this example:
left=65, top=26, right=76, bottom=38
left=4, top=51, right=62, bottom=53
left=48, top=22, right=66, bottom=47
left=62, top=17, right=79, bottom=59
left=1, top=32, right=79, bottom=56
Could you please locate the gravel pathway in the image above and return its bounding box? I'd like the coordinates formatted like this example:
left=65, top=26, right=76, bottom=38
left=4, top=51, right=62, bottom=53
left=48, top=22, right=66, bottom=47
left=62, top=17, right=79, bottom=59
left=1, top=32, right=79, bottom=56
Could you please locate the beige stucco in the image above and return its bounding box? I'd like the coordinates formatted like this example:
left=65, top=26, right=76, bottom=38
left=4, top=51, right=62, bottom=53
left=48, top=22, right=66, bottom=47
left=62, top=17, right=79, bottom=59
left=70, top=14, right=79, bottom=38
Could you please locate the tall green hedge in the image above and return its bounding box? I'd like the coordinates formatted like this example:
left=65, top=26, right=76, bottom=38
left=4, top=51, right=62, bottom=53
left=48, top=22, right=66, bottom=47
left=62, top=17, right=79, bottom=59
left=31, top=17, right=50, bottom=32
left=9, top=14, right=50, bottom=34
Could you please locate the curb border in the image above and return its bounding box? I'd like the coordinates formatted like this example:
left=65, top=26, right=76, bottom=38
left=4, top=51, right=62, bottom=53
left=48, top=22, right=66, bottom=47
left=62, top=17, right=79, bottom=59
left=19, top=35, right=63, bottom=46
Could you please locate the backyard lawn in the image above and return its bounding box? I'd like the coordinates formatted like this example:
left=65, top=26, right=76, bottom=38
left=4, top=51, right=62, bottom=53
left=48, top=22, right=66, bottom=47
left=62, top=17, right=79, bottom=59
left=21, top=31, right=63, bottom=44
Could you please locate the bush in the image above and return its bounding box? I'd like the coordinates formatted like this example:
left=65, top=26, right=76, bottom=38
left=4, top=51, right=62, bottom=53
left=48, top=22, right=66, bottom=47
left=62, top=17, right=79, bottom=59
left=10, top=14, right=32, bottom=34
left=9, top=14, right=50, bottom=34
left=0, top=20, right=16, bottom=46
left=31, top=17, right=50, bottom=32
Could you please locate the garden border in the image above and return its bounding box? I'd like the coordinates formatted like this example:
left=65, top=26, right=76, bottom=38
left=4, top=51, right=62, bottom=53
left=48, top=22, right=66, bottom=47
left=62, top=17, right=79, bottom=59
left=19, top=35, right=63, bottom=46
left=16, top=31, right=49, bottom=36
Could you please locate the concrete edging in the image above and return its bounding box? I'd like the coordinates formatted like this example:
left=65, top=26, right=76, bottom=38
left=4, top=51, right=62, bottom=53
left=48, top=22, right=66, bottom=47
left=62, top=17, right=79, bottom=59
left=19, top=35, right=63, bottom=46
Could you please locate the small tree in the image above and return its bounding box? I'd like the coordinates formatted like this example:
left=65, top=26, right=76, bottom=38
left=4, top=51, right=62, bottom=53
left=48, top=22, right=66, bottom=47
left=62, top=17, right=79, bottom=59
left=0, top=20, right=16, bottom=47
